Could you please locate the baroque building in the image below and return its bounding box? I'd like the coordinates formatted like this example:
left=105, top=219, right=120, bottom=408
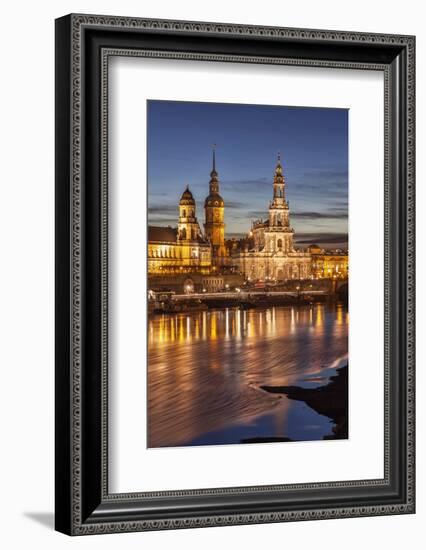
left=148, top=150, right=347, bottom=287
left=148, top=150, right=229, bottom=275
left=236, top=155, right=311, bottom=281
left=308, top=244, right=349, bottom=279
left=148, top=186, right=212, bottom=275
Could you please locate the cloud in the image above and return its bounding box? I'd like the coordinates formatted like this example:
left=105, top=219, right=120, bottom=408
left=302, top=168, right=348, bottom=181
left=147, top=217, right=177, bottom=225
left=148, top=204, right=177, bottom=215
left=327, top=204, right=348, bottom=212
left=292, top=211, right=348, bottom=220
left=290, top=169, right=348, bottom=199
left=295, top=232, right=348, bottom=245
left=222, top=176, right=270, bottom=188
left=225, top=201, right=247, bottom=210
left=246, top=210, right=269, bottom=219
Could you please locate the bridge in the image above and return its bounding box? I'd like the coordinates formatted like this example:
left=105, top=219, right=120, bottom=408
left=149, top=278, right=348, bottom=312
left=171, top=290, right=326, bottom=301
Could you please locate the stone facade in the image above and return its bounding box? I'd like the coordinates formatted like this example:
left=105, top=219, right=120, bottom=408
left=148, top=187, right=212, bottom=275
left=235, top=155, right=311, bottom=281
left=148, top=149, right=228, bottom=275
left=308, top=244, right=349, bottom=279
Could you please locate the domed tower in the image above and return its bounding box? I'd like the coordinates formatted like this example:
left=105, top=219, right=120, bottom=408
left=204, top=147, right=226, bottom=263
left=177, top=186, right=201, bottom=241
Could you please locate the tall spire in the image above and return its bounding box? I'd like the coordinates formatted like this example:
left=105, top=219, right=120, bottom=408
left=275, top=151, right=283, bottom=176
left=210, top=144, right=217, bottom=178
left=209, top=144, right=220, bottom=194
left=271, top=153, right=286, bottom=203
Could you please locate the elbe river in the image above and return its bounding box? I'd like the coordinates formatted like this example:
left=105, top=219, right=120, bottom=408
left=148, top=303, right=348, bottom=448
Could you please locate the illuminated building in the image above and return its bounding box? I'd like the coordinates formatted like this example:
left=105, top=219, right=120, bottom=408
left=204, top=146, right=227, bottom=266
left=236, top=155, right=312, bottom=281
left=308, top=244, right=349, bottom=279
left=148, top=151, right=348, bottom=285
left=148, top=186, right=211, bottom=274
left=148, top=149, right=228, bottom=276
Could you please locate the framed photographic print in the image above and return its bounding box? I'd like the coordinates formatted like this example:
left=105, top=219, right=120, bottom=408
left=55, top=14, right=415, bottom=535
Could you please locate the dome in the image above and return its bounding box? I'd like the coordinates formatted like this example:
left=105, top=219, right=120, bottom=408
left=179, top=186, right=195, bottom=205
left=204, top=193, right=224, bottom=208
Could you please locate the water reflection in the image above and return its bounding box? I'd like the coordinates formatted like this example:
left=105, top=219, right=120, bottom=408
left=148, top=303, right=348, bottom=448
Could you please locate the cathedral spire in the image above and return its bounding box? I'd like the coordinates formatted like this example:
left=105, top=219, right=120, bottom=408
left=269, top=155, right=290, bottom=231
left=275, top=151, right=283, bottom=176
left=210, top=144, right=218, bottom=179
left=204, top=145, right=226, bottom=263
left=209, top=144, right=220, bottom=194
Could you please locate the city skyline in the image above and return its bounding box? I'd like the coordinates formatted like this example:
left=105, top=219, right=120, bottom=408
left=147, top=100, right=348, bottom=248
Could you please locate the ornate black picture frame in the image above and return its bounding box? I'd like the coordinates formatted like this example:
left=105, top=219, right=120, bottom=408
left=55, top=14, right=415, bottom=535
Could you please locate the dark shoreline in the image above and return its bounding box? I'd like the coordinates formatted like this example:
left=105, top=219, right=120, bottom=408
left=261, top=365, right=348, bottom=440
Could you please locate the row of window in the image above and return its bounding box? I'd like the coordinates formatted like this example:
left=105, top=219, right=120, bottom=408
left=148, top=247, right=210, bottom=260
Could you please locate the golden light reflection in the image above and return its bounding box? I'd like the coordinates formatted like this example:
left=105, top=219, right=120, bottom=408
left=194, top=316, right=200, bottom=340
left=202, top=311, right=207, bottom=340
left=170, top=317, right=175, bottom=342
left=178, top=316, right=185, bottom=342
left=148, top=303, right=349, bottom=447
left=337, top=304, right=343, bottom=325
left=236, top=309, right=241, bottom=340
left=290, top=307, right=296, bottom=334
left=315, top=304, right=324, bottom=328
left=186, top=316, right=191, bottom=342
left=210, top=314, right=217, bottom=340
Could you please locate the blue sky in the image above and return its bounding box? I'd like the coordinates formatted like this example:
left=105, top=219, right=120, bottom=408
left=147, top=100, right=348, bottom=248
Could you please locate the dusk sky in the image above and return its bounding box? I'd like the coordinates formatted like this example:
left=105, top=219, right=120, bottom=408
left=147, top=100, right=348, bottom=248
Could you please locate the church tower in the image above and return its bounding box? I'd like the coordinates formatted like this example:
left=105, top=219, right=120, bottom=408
left=177, top=186, right=202, bottom=241
left=204, top=147, right=226, bottom=263
left=265, top=153, right=295, bottom=253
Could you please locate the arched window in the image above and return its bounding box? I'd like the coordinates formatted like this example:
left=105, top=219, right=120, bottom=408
left=277, top=239, right=283, bottom=249
left=181, top=228, right=186, bottom=240
left=182, top=209, right=186, bottom=218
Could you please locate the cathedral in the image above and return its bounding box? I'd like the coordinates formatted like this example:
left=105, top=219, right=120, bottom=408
left=148, top=151, right=324, bottom=284
left=235, top=154, right=312, bottom=281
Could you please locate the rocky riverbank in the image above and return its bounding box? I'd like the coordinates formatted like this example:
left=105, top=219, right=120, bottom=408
left=260, top=365, right=348, bottom=439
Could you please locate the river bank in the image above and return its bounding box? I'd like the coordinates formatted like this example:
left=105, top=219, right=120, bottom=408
left=261, top=365, right=348, bottom=439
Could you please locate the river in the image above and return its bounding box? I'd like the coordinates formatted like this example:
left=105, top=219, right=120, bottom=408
left=148, top=303, right=348, bottom=448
